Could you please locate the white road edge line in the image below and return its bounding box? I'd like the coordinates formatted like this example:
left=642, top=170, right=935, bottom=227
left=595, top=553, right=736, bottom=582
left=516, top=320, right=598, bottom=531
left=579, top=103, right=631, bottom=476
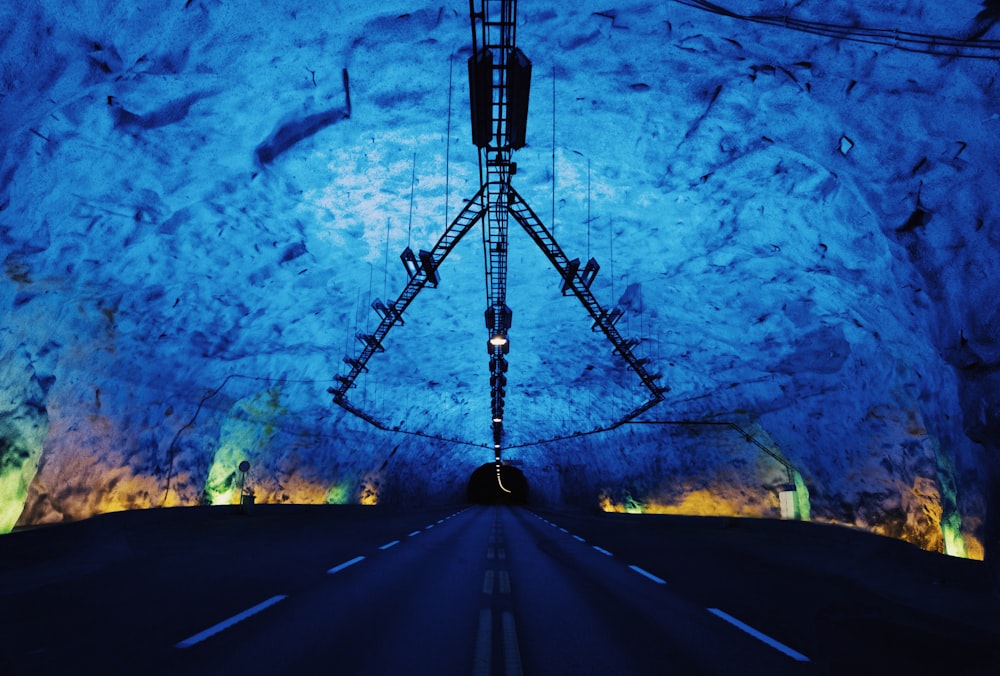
left=176, top=595, right=287, bottom=649
left=707, top=608, right=810, bottom=662
left=592, top=545, right=613, bottom=556
left=628, top=564, right=667, bottom=585
left=327, top=555, right=366, bottom=574
left=379, top=540, right=400, bottom=550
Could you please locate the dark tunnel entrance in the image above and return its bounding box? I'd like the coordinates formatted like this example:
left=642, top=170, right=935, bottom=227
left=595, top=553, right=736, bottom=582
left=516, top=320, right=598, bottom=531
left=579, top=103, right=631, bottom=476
left=466, top=463, right=529, bottom=504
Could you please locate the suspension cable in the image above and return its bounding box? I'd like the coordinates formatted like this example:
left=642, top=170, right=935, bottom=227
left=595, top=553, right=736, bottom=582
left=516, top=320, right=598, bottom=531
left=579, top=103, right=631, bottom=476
left=673, top=0, right=1000, bottom=59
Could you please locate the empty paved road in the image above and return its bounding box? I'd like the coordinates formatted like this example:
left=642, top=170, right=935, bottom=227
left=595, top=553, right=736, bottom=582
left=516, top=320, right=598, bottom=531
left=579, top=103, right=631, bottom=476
left=3, top=504, right=996, bottom=674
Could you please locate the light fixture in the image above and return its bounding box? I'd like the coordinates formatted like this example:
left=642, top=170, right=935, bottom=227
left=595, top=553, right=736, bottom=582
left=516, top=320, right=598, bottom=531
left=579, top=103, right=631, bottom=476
left=489, top=334, right=508, bottom=347
left=493, top=416, right=502, bottom=423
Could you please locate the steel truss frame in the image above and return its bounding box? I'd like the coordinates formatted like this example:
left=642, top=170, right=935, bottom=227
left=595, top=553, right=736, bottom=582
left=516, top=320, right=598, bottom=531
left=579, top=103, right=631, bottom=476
left=330, top=0, right=666, bottom=452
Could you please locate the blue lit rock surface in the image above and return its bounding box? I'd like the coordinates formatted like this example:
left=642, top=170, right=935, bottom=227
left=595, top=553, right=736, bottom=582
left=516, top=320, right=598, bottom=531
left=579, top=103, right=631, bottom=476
left=1, top=1, right=997, bottom=557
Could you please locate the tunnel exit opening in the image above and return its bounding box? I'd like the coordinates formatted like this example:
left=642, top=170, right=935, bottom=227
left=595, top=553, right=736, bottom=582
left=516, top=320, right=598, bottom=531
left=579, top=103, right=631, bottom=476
left=467, top=463, right=529, bottom=504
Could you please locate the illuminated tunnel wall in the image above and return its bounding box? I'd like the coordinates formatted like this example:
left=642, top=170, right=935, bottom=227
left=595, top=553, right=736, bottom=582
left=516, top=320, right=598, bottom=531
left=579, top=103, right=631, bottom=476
left=1, top=0, right=998, bottom=561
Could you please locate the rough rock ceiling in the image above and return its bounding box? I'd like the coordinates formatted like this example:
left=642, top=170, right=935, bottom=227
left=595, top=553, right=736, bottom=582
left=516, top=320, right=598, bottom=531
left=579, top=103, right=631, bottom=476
left=1, top=0, right=998, bottom=557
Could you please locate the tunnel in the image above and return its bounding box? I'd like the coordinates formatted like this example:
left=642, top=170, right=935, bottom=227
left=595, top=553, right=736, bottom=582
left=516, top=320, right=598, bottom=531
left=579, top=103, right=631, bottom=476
left=466, top=463, right=529, bottom=504
left=2, top=0, right=1000, bottom=671
left=0, top=0, right=997, bottom=587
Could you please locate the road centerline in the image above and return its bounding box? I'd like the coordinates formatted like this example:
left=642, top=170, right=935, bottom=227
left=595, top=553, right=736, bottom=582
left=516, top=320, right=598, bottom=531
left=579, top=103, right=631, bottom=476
left=502, top=611, right=524, bottom=676
left=498, top=570, right=511, bottom=595
left=472, top=608, right=492, bottom=676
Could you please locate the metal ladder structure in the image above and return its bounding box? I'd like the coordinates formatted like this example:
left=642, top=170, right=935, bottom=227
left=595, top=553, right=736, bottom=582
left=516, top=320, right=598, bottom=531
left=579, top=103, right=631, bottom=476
left=472, top=0, right=521, bottom=453
left=331, top=184, right=488, bottom=429
left=330, top=0, right=667, bottom=457
left=507, top=187, right=666, bottom=424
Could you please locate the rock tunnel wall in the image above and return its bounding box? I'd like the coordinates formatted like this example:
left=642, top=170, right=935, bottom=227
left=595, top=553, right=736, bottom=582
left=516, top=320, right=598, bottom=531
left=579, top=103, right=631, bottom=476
left=0, top=0, right=997, bottom=565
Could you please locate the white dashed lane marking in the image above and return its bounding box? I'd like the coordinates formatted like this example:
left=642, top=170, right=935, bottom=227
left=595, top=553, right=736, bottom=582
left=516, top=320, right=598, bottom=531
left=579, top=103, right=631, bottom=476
left=176, top=595, right=287, bottom=649
left=707, top=608, right=810, bottom=662
left=629, top=564, right=667, bottom=585
left=174, top=511, right=472, bottom=652
left=530, top=511, right=808, bottom=664
left=327, top=555, right=366, bottom=574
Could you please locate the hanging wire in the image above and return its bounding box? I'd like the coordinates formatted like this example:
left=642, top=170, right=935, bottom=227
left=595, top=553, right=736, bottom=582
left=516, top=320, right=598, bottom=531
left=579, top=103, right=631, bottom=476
left=551, top=65, right=556, bottom=236
left=366, top=263, right=374, bottom=332
left=624, top=269, right=630, bottom=335
left=353, top=288, right=363, bottom=397
left=352, top=290, right=362, bottom=341
left=407, top=152, right=416, bottom=248
left=586, top=159, right=592, bottom=261
left=672, top=0, right=1000, bottom=59
left=364, top=269, right=373, bottom=405
left=383, top=218, right=390, bottom=300
left=639, top=297, right=645, bottom=350
left=445, top=53, right=453, bottom=231
left=343, top=300, right=352, bottom=368
left=609, top=215, right=615, bottom=305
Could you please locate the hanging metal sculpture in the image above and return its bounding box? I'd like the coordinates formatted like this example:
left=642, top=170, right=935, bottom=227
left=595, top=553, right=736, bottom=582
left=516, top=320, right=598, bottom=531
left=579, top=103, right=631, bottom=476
left=330, top=0, right=666, bottom=462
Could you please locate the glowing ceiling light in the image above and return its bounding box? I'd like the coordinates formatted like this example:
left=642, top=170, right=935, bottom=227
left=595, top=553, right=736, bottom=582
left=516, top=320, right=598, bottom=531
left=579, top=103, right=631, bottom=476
left=496, top=469, right=512, bottom=494
left=493, top=416, right=502, bottom=423
left=489, top=334, right=508, bottom=347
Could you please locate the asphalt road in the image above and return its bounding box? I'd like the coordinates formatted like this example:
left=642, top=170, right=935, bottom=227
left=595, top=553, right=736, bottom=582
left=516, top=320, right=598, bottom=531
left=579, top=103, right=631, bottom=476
left=2, top=504, right=997, bottom=674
